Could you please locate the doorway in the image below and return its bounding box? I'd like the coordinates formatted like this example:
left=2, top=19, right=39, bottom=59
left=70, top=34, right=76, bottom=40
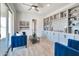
left=32, top=19, right=37, bottom=33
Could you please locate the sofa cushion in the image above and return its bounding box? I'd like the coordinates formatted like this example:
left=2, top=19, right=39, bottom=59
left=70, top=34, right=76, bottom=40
left=11, top=35, right=27, bottom=51
left=55, top=42, right=79, bottom=56
left=68, top=39, right=79, bottom=51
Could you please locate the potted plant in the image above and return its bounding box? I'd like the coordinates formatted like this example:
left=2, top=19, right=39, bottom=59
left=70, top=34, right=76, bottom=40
left=32, top=32, right=37, bottom=44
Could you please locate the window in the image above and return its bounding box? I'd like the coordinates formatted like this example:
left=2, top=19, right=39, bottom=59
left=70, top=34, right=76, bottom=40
left=1, top=17, right=7, bottom=39
left=8, top=10, right=12, bottom=46
left=0, top=3, right=8, bottom=40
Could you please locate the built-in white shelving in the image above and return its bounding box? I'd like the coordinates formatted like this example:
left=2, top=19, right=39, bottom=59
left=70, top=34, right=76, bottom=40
left=43, top=5, right=79, bottom=35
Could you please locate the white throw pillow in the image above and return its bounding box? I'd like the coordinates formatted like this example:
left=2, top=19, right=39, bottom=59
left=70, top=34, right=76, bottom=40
left=16, top=32, right=22, bottom=36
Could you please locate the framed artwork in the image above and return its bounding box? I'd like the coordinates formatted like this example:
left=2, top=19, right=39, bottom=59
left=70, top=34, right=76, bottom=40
left=50, top=16, right=53, bottom=21
left=54, top=13, right=59, bottom=20
left=43, top=17, right=52, bottom=31
left=19, top=21, right=29, bottom=30
left=60, top=11, right=67, bottom=18
left=46, top=17, right=49, bottom=30
left=50, top=16, right=53, bottom=31
left=43, top=18, right=47, bottom=30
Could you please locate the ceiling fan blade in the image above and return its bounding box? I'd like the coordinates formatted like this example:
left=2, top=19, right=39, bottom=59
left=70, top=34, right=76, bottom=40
left=22, top=3, right=32, bottom=7
left=35, top=8, right=39, bottom=12
left=22, top=3, right=40, bottom=12
left=28, top=7, right=32, bottom=11
left=37, top=3, right=44, bottom=8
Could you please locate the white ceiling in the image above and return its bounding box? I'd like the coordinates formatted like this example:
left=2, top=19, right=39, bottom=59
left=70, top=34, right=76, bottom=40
left=13, top=3, right=70, bottom=16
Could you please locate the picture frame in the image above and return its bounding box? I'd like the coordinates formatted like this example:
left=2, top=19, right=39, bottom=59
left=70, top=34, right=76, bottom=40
left=19, top=21, right=29, bottom=30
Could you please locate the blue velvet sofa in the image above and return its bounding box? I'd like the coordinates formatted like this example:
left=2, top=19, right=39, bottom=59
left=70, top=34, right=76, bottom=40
left=55, top=39, right=79, bottom=56
left=68, top=39, right=79, bottom=51
left=11, top=33, right=27, bottom=51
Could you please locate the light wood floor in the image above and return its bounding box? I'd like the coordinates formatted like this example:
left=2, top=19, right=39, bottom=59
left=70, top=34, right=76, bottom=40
left=8, top=37, right=54, bottom=56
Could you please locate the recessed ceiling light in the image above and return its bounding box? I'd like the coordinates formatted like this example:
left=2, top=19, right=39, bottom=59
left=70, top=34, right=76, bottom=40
left=32, top=7, right=35, bottom=9
left=46, top=4, right=50, bottom=7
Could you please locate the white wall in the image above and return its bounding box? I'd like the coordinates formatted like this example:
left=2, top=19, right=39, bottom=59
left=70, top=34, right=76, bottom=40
left=15, top=3, right=79, bottom=42
left=43, top=4, right=77, bottom=32
left=7, top=3, right=17, bottom=33
left=42, top=3, right=79, bottom=46
left=16, top=12, right=43, bottom=38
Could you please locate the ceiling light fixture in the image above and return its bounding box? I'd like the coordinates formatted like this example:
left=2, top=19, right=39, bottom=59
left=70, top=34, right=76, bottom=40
left=32, top=7, right=35, bottom=9
left=46, top=4, right=50, bottom=7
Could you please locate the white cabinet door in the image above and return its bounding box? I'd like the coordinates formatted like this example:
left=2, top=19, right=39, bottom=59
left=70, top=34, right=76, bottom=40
left=74, top=35, right=79, bottom=41
left=50, top=32, right=54, bottom=42
left=66, top=34, right=75, bottom=40
left=46, top=31, right=48, bottom=37
left=49, top=31, right=53, bottom=41
left=47, top=31, right=51, bottom=40
left=53, top=32, right=59, bottom=42
left=59, top=33, right=68, bottom=46
left=47, top=31, right=50, bottom=40
left=42, top=31, right=47, bottom=38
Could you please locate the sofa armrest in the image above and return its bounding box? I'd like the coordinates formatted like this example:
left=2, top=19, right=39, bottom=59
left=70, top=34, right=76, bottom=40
left=11, top=35, right=27, bottom=51
left=68, top=39, right=79, bottom=51
left=55, top=42, right=79, bottom=56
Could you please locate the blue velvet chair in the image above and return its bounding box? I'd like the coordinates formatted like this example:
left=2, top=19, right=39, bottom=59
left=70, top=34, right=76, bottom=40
left=11, top=32, right=27, bottom=51
left=55, top=39, right=79, bottom=56
left=55, top=42, right=79, bottom=56
left=68, top=39, right=79, bottom=51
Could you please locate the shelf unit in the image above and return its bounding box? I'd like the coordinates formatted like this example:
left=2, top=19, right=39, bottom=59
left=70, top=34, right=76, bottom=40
left=54, top=13, right=59, bottom=20
left=43, top=11, right=68, bottom=32
left=68, top=6, right=79, bottom=33
left=50, top=16, right=53, bottom=31
left=60, top=11, right=67, bottom=19
left=43, top=5, right=79, bottom=35
left=19, top=21, right=29, bottom=30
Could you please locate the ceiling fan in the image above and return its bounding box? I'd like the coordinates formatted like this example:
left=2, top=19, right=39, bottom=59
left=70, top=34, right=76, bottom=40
left=22, top=3, right=41, bottom=12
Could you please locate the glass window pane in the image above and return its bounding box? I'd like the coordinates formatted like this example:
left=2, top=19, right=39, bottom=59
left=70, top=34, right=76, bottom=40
left=1, top=17, right=6, bottom=27
left=1, top=17, right=6, bottom=39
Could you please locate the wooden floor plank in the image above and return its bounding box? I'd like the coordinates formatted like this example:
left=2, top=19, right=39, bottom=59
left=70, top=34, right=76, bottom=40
left=8, top=37, right=54, bottom=56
